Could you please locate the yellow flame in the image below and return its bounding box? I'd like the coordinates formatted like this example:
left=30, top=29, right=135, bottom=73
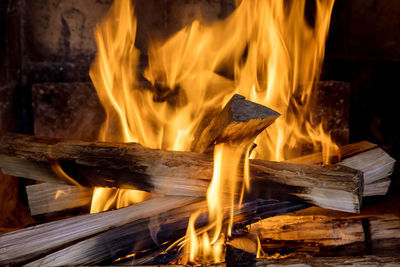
left=90, top=187, right=149, bottom=214
left=54, top=187, right=71, bottom=200
left=90, top=0, right=337, bottom=262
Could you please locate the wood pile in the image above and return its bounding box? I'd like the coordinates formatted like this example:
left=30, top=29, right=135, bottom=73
left=0, top=93, right=396, bottom=266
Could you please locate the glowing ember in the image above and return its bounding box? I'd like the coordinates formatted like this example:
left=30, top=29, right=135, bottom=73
left=89, top=0, right=336, bottom=263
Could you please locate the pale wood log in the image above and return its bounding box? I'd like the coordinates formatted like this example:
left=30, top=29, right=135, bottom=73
left=370, top=215, right=400, bottom=255
left=285, top=141, right=394, bottom=197
left=25, top=183, right=93, bottom=216
left=339, top=147, right=395, bottom=184
left=191, top=94, right=279, bottom=153
left=248, top=214, right=366, bottom=257
left=246, top=213, right=400, bottom=258
left=0, top=133, right=363, bottom=213
left=0, top=196, right=197, bottom=266
left=25, top=142, right=389, bottom=215
left=363, top=177, right=391, bottom=197
left=23, top=200, right=308, bottom=266
left=24, top=201, right=207, bottom=266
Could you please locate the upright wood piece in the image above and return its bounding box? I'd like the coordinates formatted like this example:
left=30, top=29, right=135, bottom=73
left=191, top=94, right=279, bottom=153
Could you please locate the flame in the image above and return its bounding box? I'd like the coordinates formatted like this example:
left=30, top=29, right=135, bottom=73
left=90, top=187, right=149, bottom=214
left=54, top=187, right=71, bottom=200
left=183, top=143, right=250, bottom=263
left=145, top=0, right=337, bottom=163
left=89, top=0, right=337, bottom=262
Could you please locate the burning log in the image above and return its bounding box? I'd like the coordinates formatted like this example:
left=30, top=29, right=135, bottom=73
left=191, top=94, right=280, bottom=153
left=24, top=141, right=391, bottom=216
left=0, top=133, right=362, bottom=213
left=0, top=196, right=197, bottom=266
left=25, top=183, right=93, bottom=216
left=229, top=214, right=400, bottom=260
left=1, top=198, right=307, bottom=266
left=285, top=141, right=394, bottom=197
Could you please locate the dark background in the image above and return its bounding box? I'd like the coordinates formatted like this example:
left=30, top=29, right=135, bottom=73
left=0, top=0, right=399, bottom=228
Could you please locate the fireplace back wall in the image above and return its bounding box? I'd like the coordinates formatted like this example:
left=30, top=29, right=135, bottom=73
left=0, top=0, right=399, bottom=229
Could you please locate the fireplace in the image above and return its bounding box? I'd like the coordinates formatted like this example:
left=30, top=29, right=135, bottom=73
left=0, top=0, right=399, bottom=265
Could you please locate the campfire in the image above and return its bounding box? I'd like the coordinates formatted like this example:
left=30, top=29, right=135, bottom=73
left=0, top=0, right=399, bottom=266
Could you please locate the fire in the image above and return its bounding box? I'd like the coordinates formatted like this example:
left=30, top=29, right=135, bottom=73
left=89, top=0, right=336, bottom=263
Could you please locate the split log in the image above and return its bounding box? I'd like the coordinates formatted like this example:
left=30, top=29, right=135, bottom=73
left=369, top=215, right=400, bottom=255
left=249, top=214, right=366, bottom=257
left=0, top=196, right=197, bottom=266
left=25, top=142, right=391, bottom=215
left=246, top=214, right=400, bottom=258
left=0, top=133, right=362, bottom=213
left=191, top=94, right=279, bottom=153
left=8, top=199, right=307, bottom=266
left=23, top=200, right=208, bottom=266
left=363, top=177, right=391, bottom=197
left=285, top=141, right=394, bottom=197
left=25, top=183, right=93, bottom=216
left=338, top=147, right=395, bottom=185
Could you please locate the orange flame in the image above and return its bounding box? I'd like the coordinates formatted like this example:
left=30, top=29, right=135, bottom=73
left=89, top=0, right=336, bottom=262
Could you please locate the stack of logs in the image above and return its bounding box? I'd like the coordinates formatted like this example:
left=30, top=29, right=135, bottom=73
left=0, top=89, right=397, bottom=266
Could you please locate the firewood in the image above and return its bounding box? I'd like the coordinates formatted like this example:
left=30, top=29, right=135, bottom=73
left=24, top=142, right=390, bottom=216
left=191, top=94, right=279, bottom=153
left=362, top=177, right=391, bottom=197
left=246, top=214, right=400, bottom=258
left=0, top=196, right=197, bottom=266
left=285, top=141, right=394, bottom=197
left=25, top=183, right=93, bottom=216
left=338, top=147, right=395, bottom=185
left=23, top=200, right=308, bottom=266
left=0, top=133, right=362, bottom=213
